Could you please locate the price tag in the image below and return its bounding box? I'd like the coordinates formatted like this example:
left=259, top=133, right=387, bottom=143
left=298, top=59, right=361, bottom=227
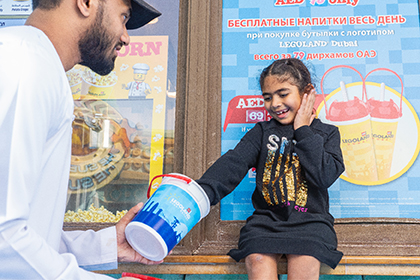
left=246, top=109, right=266, bottom=123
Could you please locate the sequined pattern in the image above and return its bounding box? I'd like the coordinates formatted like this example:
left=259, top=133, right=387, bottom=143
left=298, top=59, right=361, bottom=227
left=261, top=136, right=309, bottom=209
left=271, top=179, right=280, bottom=206
left=285, top=154, right=295, bottom=202
left=274, top=156, right=284, bottom=204
left=293, top=154, right=308, bottom=207
left=262, top=149, right=276, bottom=206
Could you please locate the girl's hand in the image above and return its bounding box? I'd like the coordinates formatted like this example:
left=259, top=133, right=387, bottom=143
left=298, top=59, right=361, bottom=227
left=294, top=89, right=316, bottom=130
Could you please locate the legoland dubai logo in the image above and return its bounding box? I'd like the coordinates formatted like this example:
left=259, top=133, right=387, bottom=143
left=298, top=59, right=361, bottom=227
left=274, top=0, right=359, bottom=7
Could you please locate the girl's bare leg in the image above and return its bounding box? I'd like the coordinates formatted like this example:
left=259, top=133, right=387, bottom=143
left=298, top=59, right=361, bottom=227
left=286, top=254, right=321, bottom=280
left=245, top=253, right=281, bottom=280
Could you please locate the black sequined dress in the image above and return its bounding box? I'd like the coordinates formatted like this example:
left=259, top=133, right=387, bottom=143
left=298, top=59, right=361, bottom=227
left=197, top=118, right=344, bottom=269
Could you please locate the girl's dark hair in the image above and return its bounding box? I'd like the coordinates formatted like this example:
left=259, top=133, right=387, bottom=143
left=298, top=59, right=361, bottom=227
left=259, top=58, right=312, bottom=94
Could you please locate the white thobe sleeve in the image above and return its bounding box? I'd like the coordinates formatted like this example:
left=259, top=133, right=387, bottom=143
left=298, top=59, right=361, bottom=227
left=0, top=223, right=116, bottom=280
left=60, top=227, right=118, bottom=271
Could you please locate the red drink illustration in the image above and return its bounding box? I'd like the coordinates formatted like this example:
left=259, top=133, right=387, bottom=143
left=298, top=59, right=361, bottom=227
left=368, top=82, right=401, bottom=180
left=321, top=66, right=406, bottom=184
left=365, top=68, right=403, bottom=182
left=327, top=81, right=378, bottom=182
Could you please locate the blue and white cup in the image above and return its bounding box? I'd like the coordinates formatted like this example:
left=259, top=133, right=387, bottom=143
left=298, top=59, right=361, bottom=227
left=125, top=173, right=210, bottom=261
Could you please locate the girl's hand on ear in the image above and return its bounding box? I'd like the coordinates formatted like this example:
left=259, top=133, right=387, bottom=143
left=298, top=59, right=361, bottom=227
left=294, top=88, right=316, bottom=130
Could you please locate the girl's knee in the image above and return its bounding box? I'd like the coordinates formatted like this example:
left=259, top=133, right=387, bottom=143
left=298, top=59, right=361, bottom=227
left=286, top=254, right=320, bottom=280
left=245, top=253, right=281, bottom=267
left=245, top=253, right=281, bottom=280
left=245, top=253, right=264, bottom=266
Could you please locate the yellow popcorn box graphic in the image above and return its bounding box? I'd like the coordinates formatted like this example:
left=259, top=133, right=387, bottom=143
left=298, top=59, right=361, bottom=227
left=71, top=82, right=82, bottom=99
left=66, top=67, right=82, bottom=99
left=81, top=68, right=118, bottom=99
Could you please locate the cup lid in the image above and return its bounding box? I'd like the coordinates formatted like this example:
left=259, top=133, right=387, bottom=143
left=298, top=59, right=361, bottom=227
left=125, top=221, right=168, bottom=261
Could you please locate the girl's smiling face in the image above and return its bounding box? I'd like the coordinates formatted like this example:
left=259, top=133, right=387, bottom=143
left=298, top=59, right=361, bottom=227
left=262, top=75, right=303, bottom=126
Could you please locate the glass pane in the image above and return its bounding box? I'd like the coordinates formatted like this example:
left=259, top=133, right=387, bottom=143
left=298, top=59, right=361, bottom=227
left=65, top=1, right=179, bottom=223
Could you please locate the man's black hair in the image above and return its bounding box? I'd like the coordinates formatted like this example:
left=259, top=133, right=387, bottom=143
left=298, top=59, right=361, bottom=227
left=33, top=0, right=63, bottom=10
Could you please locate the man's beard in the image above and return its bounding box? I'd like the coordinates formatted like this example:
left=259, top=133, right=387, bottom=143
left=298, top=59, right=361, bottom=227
left=78, top=7, right=119, bottom=76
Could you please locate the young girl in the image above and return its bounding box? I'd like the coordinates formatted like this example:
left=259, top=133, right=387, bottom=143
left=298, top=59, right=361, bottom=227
left=196, top=58, right=345, bottom=280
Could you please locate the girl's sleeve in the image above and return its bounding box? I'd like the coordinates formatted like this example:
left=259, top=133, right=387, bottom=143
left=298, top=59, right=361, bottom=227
left=196, top=124, right=262, bottom=205
left=293, top=123, right=345, bottom=189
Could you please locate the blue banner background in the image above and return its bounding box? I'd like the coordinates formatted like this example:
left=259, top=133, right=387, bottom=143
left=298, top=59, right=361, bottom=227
left=221, top=0, right=420, bottom=220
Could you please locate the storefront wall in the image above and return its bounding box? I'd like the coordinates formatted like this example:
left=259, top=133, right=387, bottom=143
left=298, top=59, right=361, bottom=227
left=121, top=0, right=420, bottom=278
left=1, top=0, right=420, bottom=277
left=170, top=0, right=420, bottom=257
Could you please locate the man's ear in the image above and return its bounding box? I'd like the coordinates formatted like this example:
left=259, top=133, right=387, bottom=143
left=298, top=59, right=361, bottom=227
left=76, top=0, right=92, bottom=17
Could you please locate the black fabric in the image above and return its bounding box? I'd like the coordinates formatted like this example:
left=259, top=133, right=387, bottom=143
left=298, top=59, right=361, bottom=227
left=197, top=118, right=345, bottom=269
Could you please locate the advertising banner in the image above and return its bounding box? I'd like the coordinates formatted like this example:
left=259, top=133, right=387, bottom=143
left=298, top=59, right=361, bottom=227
left=0, top=0, right=32, bottom=16
left=221, top=0, right=420, bottom=220
left=0, top=0, right=31, bottom=27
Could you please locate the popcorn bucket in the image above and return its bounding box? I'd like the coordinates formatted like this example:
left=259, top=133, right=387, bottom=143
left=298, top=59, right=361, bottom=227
left=125, top=173, right=210, bottom=261
left=365, top=69, right=403, bottom=181
left=70, top=82, right=82, bottom=99
left=81, top=68, right=118, bottom=99
left=321, top=65, right=378, bottom=182
left=81, top=80, right=116, bottom=99
left=66, top=67, right=82, bottom=99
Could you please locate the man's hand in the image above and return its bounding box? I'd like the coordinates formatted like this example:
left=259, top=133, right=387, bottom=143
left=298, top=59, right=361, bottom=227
left=294, top=88, right=317, bottom=130
left=115, top=202, right=164, bottom=265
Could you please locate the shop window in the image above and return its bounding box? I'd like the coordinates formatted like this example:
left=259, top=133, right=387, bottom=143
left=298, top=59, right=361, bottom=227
left=64, top=1, right=179, bottom=222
